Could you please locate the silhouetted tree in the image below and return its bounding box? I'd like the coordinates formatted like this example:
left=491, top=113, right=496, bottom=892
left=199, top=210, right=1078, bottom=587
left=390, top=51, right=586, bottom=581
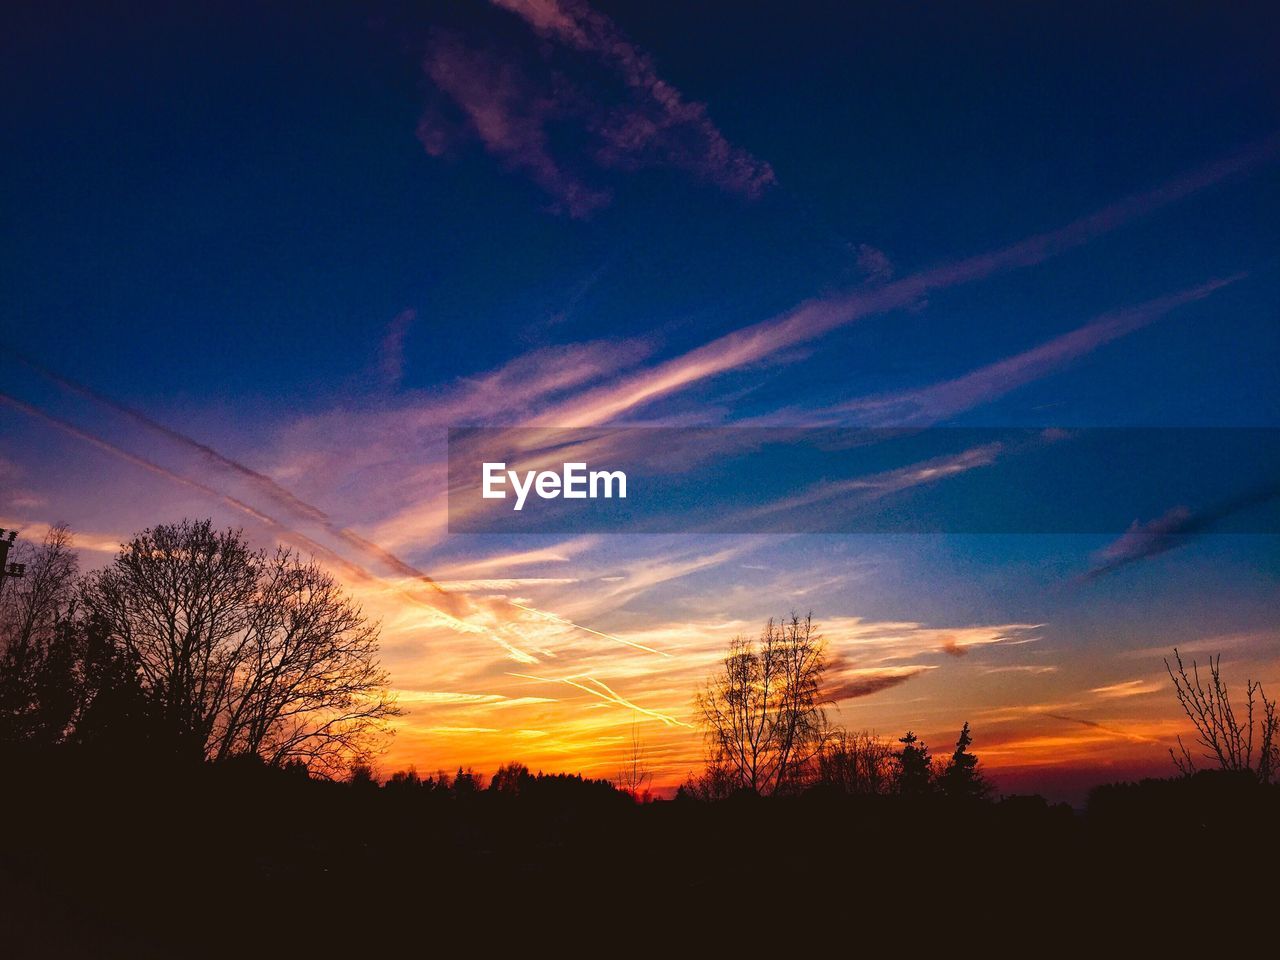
left=452, top=766, right=485, bottom=794
left=0, top=524, right=81, bottom=745
left=895, top=731, right=933, bottom=796
left=613, top=720, right=652, bottom=798
left=385, top=767, right=423, bottom=791
left=938, top=722, right=989, bottom=800
left=815, top=728, right=895, bottom=795
left=217, top=545, right=400, bottom=775
left=676, top=762, right=739, bottom=801
left=80, top=519, right=399, bottom=775
left=1166, top=648, right=1277, bottom=784
left=422, top=769, right=454, bottom=793
left=68, top=612, right=158, bottom=750
left=695, top=613, right=826, bottom=795
left=491, top=761, right=531, bottom=795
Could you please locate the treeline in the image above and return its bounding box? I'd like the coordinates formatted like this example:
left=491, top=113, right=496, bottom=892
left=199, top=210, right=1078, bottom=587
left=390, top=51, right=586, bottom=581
left=680, top=724, right=989, bottom=801
left=684, top=613, right=991, bottom=801
left=4, top=522, right=1274, bottom=800
left=685, top=611, right=1279, bottom=800
left=4, top=734, right=1276, bottom=957
left=0, top=520, right=396, bottom=776
left=3, top=528, right=1279, bottom=952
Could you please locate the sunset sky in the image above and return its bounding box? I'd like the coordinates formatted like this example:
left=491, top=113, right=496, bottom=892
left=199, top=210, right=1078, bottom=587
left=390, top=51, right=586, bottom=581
left=2, top=1, right=1278, bottom=801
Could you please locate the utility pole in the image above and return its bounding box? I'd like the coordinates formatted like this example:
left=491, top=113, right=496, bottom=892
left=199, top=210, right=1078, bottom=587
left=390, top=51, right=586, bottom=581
left=0, top=528, right=25, bottom=601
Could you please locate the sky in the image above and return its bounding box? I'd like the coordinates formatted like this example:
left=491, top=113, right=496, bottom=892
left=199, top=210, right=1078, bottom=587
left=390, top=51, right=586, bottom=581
left=2, top=0, right=1278, bottom=802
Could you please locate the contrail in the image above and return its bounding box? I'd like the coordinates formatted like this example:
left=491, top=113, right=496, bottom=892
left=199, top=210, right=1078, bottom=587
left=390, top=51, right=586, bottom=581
left=1043, top=713, right=1165, bottom=746
left=15, top=354, right=452, bottom=597
left=504, top=598, right=670, bottom=657
left=0, top=389, right=552, bottom=655
left=1, top=390, right=357, bottom=572
left=507, top=672, right=690, bottom=727
left=21, top=356, right=332, bottom=520
left=1, top=388, right=497, bottom=614
left=2, top=381, right=659, bottom=657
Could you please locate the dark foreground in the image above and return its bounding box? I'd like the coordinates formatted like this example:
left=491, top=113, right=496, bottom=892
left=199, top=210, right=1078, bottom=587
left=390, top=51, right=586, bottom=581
left=2, top=748, right=1277, bottom=955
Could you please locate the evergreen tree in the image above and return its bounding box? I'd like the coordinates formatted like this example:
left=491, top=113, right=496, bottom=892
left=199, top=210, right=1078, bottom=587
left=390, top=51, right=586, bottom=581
left=939, top=722, right=990, bottom=801
left=71, top=613, right=160, bottom=752
left=896, top=730, right=933, bottom=796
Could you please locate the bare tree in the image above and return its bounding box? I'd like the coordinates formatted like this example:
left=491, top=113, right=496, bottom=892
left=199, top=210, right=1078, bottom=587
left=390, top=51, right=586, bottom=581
left=81, top=519, right=398, bottom=775
left=0, top=523, right=78, bottom=660
left=1165, top=648, right=1277, bottom=784
left=217, top=547, right=399, bottom=776
left=0, top=524, right=81, bottom=743
left=695, top=613, right=826, bottom=796
left=490, top=761, right=531, bottom=794
left=614, top=720, right=652, bottom=798
left=80, top=520, right=259, bottom=756
left=814, top=728, right=894, bottom=795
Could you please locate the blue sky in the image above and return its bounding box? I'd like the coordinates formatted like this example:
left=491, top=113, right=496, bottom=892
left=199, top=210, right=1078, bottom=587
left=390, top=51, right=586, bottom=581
left=2, top=1, right=1278, bottom=798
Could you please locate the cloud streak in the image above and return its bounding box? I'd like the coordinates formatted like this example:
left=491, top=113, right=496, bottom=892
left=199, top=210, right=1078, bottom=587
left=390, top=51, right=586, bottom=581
left=733, top=442, right=1007, bottom=528
left=378, top=310, right=416, bottom=389
left=530, top=136, right=1279, bottom=426
left=421, top=0, right=774, bottom=216
left=825, top=665, right=936, bottom=701
left=0, top=379, right=677, bottom=672
left=492, top=0, right=775, bottom=197
left=1083, top=483, right=1280, bottom=580
left=822, top=277, right=1243, bottom=426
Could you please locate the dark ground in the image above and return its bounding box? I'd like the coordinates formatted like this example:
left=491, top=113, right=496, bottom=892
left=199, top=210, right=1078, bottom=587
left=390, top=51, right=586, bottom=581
left=1, top=747, right=1276, bottom=955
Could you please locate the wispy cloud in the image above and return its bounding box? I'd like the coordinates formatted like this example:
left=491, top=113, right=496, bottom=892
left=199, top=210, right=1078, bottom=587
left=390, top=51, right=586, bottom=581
left=824, top=620, right=1040, bottom=667
left=1083, top=483, right=1280, bottom=580
left=421, top=33, right=612, bottom=218
left=1040, top=713, right=1166, bottom=745
left=855, top=244, right=894, bottom=282
left=431, top=577, right=580, bottom=592
left=0, top=516, right=123, bottom=556
left=734, top=442, right=1006, bottom=528
left=0, top=380, right=680, bottom=675
left=378, top=309, right=416, bottom=389
left=7, top=133, right=1276, bottom=789
left=825, top=665, right=936, bottom=701
left=494, top=0, right=774, bottom=195
left=530, top=138, right=1278, bottom=426
left=432, top=537, right=598, bottom=577
left=821, top=277, right=1243, bottom=426
left=507, top=672, right=692, bottom=727
left=1120, top=630, right=1277, bottom=660
left=421, top=0, right=774, bottom=216
left=1090, top=679, right=1162, bottom=699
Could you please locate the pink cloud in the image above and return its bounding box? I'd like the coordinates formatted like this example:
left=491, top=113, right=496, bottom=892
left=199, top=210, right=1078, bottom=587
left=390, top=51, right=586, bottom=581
left=731, top=443, right=1007, bottom=529
left=420, top=34, right=611, bottom=218
left=1083, top=483, right=1280, bottom=580
left=855, top=244, right=894, bottom=282
left=493, top=0, right=775, bottom=197
left=825, top=665, right=935, bottom=701
left=825, top=276, right=1242, bottom=426
left=379, top=309, right=416, bottom=388
left=1084, top=506, right=1194, bottom=580
left=419, top=1, right=774, bottom=216
left=527, top=139, right=1277, bottom=426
